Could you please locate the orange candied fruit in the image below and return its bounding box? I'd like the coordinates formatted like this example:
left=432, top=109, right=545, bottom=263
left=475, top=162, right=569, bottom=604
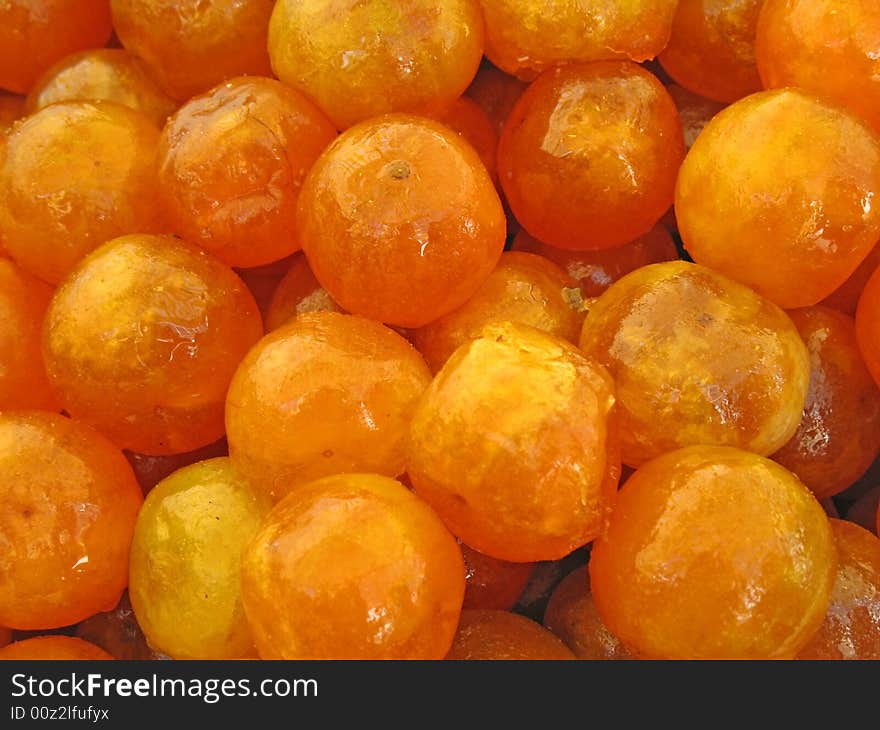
left=772, top=307, right=880, bottom=499
left=756, top=0, right=880, bottom=134
left=268, top=0, right=484, bottom=130
left=0, top=0, right=112, bottom=94
left=226, top=311, right=431, bottom=501
left=264, top=253, right=341, bottom=332
left=512, top=225, right=679, bottom=299
left=110, top=0, right=274, bottom=101
left=499, top=61, right=684, bottom=251
left=158, top=77, right=337, bottom=269
left=75, top=593, right=162, bottom=660
left=408, top=322, right=619, bottom=563
left=0, top=636, right=113, bottom=660
left=298, top=114, right=505, bottom=328
left=43, top=234, right=263, bottom=455
left=411, top=251, right=584, bottom=373
left=429, top=96, right=498, bottom=182
left=580, top=261, right=810, bottom=467
left=823, top=242, right=880, bottom=317
left=666, top=83, right=726, bottom=151
left=0, top=259, right=59, bottom=411
left=590, top=445, right=836, bottom=659
left=676, top=88, right=880, bottom=309
left=659, top=0, right=764, bottom=103
left=0, top=411, right=143, bottom=630
left=0, top=626, right=11, bottom=648
left=0, top=93, right=25, bottom=133
left=446, top=609, right=574, bottom=660
left=797, top=519, right=880, bottom=660
left=0, top=101, right=167, bottom=284
left=465, top=60, right=527, bottom=136
left=241, top=473, right=465, bottom=659
left=855, top=265, right=880, bottom=389
left=25, top=48, right=178, bottom=128
left=477, top=0, right=678, bottom=80
left=543, top=565, right=633, bottom=660
left=460, top=542, right=534, bottom=611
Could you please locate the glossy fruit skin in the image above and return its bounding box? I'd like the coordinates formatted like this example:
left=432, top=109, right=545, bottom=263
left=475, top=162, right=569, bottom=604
left=264, top=254, right=342, bottom=332
left=590, top=445, right=836, bottom=659
left=756, top=0, right=880, bottom=134
left=241, top=473, right=465, bottom=659
left=298, top=115, right=505, bottom=328
left=110, top=0, right=274, bottom=101
left=666, top=83, right=726, bottom=151
left=477, top=0, right=678, bottom=80
left=0, top=259, right=60, bottom=411
left=227, top=312, right=431, bottom=501
left=772, top=307, right=880, bottom=498
left=43, top=235, right=263, bottom=455
left=129, top=458, right=272, bottom=659
left=75, top=592, right=163, bottom=659
left=460, top=542, right=534, bottom=611
left=856, top=266, right=880, bottom=390
left=431, top=96, right=498, bottom=182
left=543, top=565, right=633, bottom=660
left=513, top=225, right=679, bottom=299
left=0, top=101, right=167, bottom=284
left=408, top=322, right=620, bottom=563
left=268, top=0, right=484, bottom=130
left=0, top=93, right=25, bottom=133
left=499, top=62, right=685, bottom=251
left=823, top=242, right=880, bottom=317
left=676, top=88, right=880, bottom=309
left=446, top=609, right=574, bottom=660
left=411, top=252, right=584, bottom=373
left=465, top=61, right=527, bottom=136
left=158, top=77, right=337, bottom=269
left=0, top=412, right=143, bottom=630
left=580, top=261, right=810, bottom=467
left=659, top=0, right=764, bottom=103
left=0, top=1, right=113, bottom=94
left=0, top=636, right=113, bottom=660
left=797, top=519, right=880, bottom=659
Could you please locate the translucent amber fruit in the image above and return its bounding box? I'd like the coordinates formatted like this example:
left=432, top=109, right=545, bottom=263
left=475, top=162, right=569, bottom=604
left=241, top=473, right=465, bottom=659
left=298, top=115, right=505, bottom=328
left=772, top=307, right=880, bottom=498
left=513, top=225, right=679, bottom=299
left=26, top=49, right=178, bottom=128
left=234, top=254, right=297, bottom=324
left=264, top=253, right=341, bottom=332
left=268, top=0, right=484, bottom=130
left=756, top=0, right=880, bottom=133
left=110, top=0, right=274, bottom=101
left=499, top=62, right=685, bottom=251
left=823, top=243, right=880, bottom=316
left=580, top=261, right=809, bottom=467
left=797, top=519, right=880, bottom=659
left=0, top=412, right=143, bottom=630
left=227, top=312, right=431, bottom=501
left=845, top=485, right=880, bottom=535
left=0, top=626, right=10, bottom=647
left=158, top=77, right=337, bottom=268
left=659, top=0, right=763, bottom=103
left=431, top=96, right=498, bottom=181
left=666, top=83, right=726, bottom=150
left=460, top=542, right=534, bottom=611
left=590, top=445, right=836, bottom=659
left=129, top=458, right=272, bottom=659
left=0, top=259, right=60, bottom=411
left=446, top=609, right=574, bottom=660
left=0, top=636, right=113, bottom=660
left=125, top=438, right=228, bottom=495
left=465, top=61, right=527, bottom=136
left=676, top=89, right=880, bottom=309
left=408, top=322, right=619, bottom=562
left=0, top=101, right=166, bottom=284
left=0, top=93, right=25, bottom=133
left=543, top=566, right=633, bottom=660
left=0, top=0, right=112, bottom=94
left=43, top=234, right=263, bottom=455
left=75, top=592, right=163, bottom=660
left=477, top=0, right=678, bottom=80
left=411, top=252, right=584, bottom=373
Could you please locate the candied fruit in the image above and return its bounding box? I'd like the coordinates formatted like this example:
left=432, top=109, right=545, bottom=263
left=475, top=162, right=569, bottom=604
left=579, top=261, right=809, bottom=466
left=125, top=438, right=228, bottom=495
left=0, top=93, right=25, bottom=133
left=666, top=83, right=726, bottom=151
left=855, top=265, right=880, bottom=390
left=408, top=322, right=619, bottom=562
left=227, top=312, right=431, bottom=501
left=430, top=96, right=498, bottom=181
left=129, top=458, right=272, bottom=659
left=0, top=412, right=142, bottom=630
left=823, top=243, right=880, bottom=317
left=43, top=234, right=263, bottom=455
left=158, top=77, right=337, bottom=268
left=498, top=62, right=684, bottom=251
left=460, top=542, right=534, bottom=611
left=465, top=60, right=527, bottom=136
left=75, top=592, right=163, bottom=660
left=264, top=253, right=342, bottom=332
left=0, top=636, right=113, bottom=660
left=676, top=88, right=880, bottom=308
left=298, top=115, right=505, bottom=328
left=241, top=473, right=465, bottom=659
left=446, top=609, right=574, bottom=660
left=590, top=445, right=836, bottom=659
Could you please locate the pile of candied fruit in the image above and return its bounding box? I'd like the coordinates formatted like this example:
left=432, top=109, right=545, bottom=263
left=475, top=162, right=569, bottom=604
left=2, top=0, right=880, bottom=662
